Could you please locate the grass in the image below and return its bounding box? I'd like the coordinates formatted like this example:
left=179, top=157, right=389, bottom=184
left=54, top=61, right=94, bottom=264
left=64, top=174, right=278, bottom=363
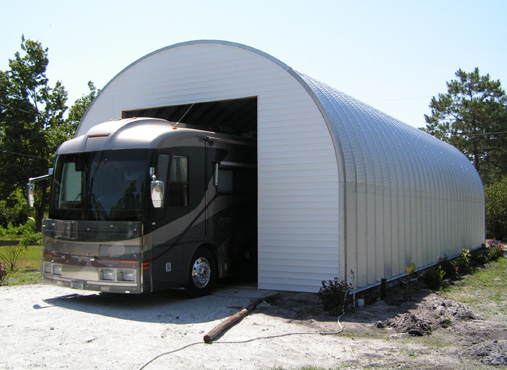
left=442, top=257, right=507, bottom=317
left=5, top=269, right=41, bottom=285
left=15, top=244, right=41, bottom=270
left=0, top=244, right=41, bottom=285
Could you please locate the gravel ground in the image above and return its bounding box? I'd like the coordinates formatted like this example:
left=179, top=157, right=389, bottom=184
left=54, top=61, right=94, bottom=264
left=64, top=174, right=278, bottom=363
left=1, top=281, right=505, bottom=369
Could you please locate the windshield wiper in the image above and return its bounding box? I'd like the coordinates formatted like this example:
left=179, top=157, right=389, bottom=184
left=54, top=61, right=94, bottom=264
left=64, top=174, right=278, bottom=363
left=90, top=193, right=109, bottom=221
left=62, top=193, right=83, bottom=220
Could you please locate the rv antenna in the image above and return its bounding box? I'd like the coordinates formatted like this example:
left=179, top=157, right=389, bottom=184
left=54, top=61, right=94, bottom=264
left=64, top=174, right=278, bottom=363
left=174, top=103, right=195, bottom=128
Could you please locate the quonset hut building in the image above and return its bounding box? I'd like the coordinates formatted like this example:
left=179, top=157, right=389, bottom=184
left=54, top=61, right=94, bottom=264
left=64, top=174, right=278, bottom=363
left=78, top=40, right=485, bottom=293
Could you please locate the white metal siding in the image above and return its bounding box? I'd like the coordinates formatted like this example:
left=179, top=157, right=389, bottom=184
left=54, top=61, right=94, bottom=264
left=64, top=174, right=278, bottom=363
left=79, top=42, right=340, bottom=293
left=299, top=74, right=484, bottom=289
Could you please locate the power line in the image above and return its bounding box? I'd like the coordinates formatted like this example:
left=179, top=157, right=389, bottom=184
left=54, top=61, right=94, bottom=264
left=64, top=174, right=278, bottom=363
left=0, top=102, right=38, bottom=116
left=435, top=130, right=507, bottom=137
left=465, top=131, right=507, bottom=136
left=372, top=96, right=433, bottom=103
left=0, top=149, right=44, bottom=160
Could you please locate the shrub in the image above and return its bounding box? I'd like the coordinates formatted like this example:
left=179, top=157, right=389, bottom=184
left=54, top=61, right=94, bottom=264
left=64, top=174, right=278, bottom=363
left=0, top=188, right=32, bottom=228
left=439, top=256, right=459, bottom=280
left=0, top=223, right=29, bottom=271
left=0, top=262, right=7, bottom=285
left=488, top=242, right=505, bottom=261
left=423, top=265, right=445, bottom=290
left=18, top=219, right=40, bottom=247
left=457, top=249, right=474, bottom=275
left=471, top=246, right=492, bottom=265
left=318, top=277, right=353, bottom=316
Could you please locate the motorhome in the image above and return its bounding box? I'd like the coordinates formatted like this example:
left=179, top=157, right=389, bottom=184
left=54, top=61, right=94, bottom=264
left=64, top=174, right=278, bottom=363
left=28, top=117, right=257, bottom=296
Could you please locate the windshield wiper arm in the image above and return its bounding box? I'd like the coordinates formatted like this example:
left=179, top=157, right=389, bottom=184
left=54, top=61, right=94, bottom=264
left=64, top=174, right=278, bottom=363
left=90, top=193, right=109, bottom=221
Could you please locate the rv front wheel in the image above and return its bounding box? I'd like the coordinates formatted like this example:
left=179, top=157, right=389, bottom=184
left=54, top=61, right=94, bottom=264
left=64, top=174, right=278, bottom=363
left=186, top=247, right=216, bottom=297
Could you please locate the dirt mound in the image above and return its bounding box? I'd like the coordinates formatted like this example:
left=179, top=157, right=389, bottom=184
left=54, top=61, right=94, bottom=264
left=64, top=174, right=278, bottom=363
left=463, top=339, right=507, bottom=366
left=376, top=294, right=477, bottom=336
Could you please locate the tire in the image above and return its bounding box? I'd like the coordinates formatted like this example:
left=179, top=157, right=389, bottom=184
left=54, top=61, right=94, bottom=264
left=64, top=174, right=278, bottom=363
left=185, top=247, right=216, bottom=298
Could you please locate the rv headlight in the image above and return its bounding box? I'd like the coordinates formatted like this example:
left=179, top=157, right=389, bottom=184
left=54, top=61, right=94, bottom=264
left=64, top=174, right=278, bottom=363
left=119, top=269, right=136, bottom=282
left=43, top=262, right=52, bottom=274
left=52, top=264, right=62, bottom=275
left=100, top=269, right=115, bottom=281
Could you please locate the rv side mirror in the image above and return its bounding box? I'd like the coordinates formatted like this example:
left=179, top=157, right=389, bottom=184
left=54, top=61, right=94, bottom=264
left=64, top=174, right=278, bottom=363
left=27, top=182, right=35, bottom=208
left=26, top=168, right=53, bottom=208
left=151, top=180, right=165, bottom=208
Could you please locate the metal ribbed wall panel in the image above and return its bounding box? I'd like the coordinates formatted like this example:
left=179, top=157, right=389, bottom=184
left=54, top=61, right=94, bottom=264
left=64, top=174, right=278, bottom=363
left=78, top=40, right=485, bottom=293
left=297, top=73, right=484, bottom=289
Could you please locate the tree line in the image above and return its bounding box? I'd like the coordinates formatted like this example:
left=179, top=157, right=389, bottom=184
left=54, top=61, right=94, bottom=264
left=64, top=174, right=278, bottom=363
left=0, top=36, right=97, bottom=231
left=421, top=68, right=507, bottom=239
left=1, top=36, right=507, bottom=239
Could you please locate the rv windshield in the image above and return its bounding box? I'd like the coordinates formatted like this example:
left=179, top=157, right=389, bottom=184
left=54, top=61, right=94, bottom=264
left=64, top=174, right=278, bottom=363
left=50, top=150, right=151, bottom=221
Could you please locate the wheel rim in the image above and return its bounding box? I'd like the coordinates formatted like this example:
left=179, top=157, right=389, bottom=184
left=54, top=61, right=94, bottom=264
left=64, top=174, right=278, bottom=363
left=191, top=257, right=211, bottom=288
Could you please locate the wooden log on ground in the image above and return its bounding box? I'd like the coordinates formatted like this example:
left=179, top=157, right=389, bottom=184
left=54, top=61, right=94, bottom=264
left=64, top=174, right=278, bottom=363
left=203, top=293, right=279, bottom=343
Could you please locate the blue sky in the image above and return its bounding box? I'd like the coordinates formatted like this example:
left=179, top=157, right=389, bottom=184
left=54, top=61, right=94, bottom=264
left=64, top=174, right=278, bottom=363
left=1, top=0, right=506, bottom=128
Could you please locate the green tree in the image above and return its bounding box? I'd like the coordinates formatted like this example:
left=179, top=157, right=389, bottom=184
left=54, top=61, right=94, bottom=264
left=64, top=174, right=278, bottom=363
left=66, top=81, right=99, bottom=132
left=0, top=188, right=31, bottom=227
left=422, top=68, right=507, bottom=185
left=0, top=36, right=69, bottom=231
left=485, top=177, right=507, bottom=240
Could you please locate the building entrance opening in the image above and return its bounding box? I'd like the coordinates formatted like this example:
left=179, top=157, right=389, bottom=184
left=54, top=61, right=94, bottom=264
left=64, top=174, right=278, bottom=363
left=122, top=97, right=257, bottom=137
left=125, top=97, right=259, bottom=290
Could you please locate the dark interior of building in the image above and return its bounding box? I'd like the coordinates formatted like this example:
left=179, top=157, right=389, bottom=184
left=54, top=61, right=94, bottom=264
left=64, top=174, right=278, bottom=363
left=122, top=97, right=257, bottom=137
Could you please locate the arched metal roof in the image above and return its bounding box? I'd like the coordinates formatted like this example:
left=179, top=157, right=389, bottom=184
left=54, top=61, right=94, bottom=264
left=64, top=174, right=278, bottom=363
left=294, top=71, right=484, bottom=286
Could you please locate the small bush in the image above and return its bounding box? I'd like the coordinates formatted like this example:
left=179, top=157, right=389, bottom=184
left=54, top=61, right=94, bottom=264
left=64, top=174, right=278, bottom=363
left=18, top=219, right=40, bottom=247
left=439, top=256, right=459, bottom=280
left=0, top=222, right=32, bottom=271
left=457, top=249, right=474, bottom=275
left=0, top=188, right=32, bottom=228
left=471, top=247, right=492, bottom=266
left=423, top=265, right=445, bottom=290
left=0, top=262, right=7, bottom=285
left=486, top=241, right=505, bottom=261
left=318, top=277, right=353, bottom=316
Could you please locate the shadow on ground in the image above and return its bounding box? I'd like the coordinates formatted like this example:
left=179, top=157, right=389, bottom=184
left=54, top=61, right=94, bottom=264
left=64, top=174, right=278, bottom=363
left=34, top=274, right=441, bottom=333
left=35, top=274, right=271, bottom=325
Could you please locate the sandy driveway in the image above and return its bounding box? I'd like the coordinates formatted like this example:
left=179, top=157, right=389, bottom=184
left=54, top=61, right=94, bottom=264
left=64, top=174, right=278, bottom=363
left=1, top=282, right=504, bottom=369
left=0, top=283, right=348, bottom=370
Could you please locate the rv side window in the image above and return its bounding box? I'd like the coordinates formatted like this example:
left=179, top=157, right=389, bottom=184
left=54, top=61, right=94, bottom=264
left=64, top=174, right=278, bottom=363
left=217, top=167, right=255, bottom=195
left=217, top=168, right=234, bottom=194
left=168, top=155, right=188, bottom=207
left=156, top=154, right=170, bottom=184
left=59, top=162, right=83, bottom=206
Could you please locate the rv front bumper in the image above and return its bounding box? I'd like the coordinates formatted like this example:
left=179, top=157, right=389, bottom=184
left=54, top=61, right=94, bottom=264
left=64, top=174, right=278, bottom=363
left=41, top=219, right=146, bottom=294
left=42, top=258, right=142, bottom=294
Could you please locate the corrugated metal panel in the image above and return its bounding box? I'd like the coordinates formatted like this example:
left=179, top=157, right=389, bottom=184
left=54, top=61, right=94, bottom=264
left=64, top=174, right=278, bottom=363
left=79, top=41, right=340, bottom=293
left=297, top=73, right=484, bottom=289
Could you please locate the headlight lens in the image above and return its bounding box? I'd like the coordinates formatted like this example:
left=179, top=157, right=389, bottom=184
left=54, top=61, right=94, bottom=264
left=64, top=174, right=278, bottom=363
left=43, top=262, right=52, bottom=274
left=119, top=270, right=136, bottom=282
left=101, top=269, right=115, bottom=281
left=52, top=264, right=62, bottom=275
